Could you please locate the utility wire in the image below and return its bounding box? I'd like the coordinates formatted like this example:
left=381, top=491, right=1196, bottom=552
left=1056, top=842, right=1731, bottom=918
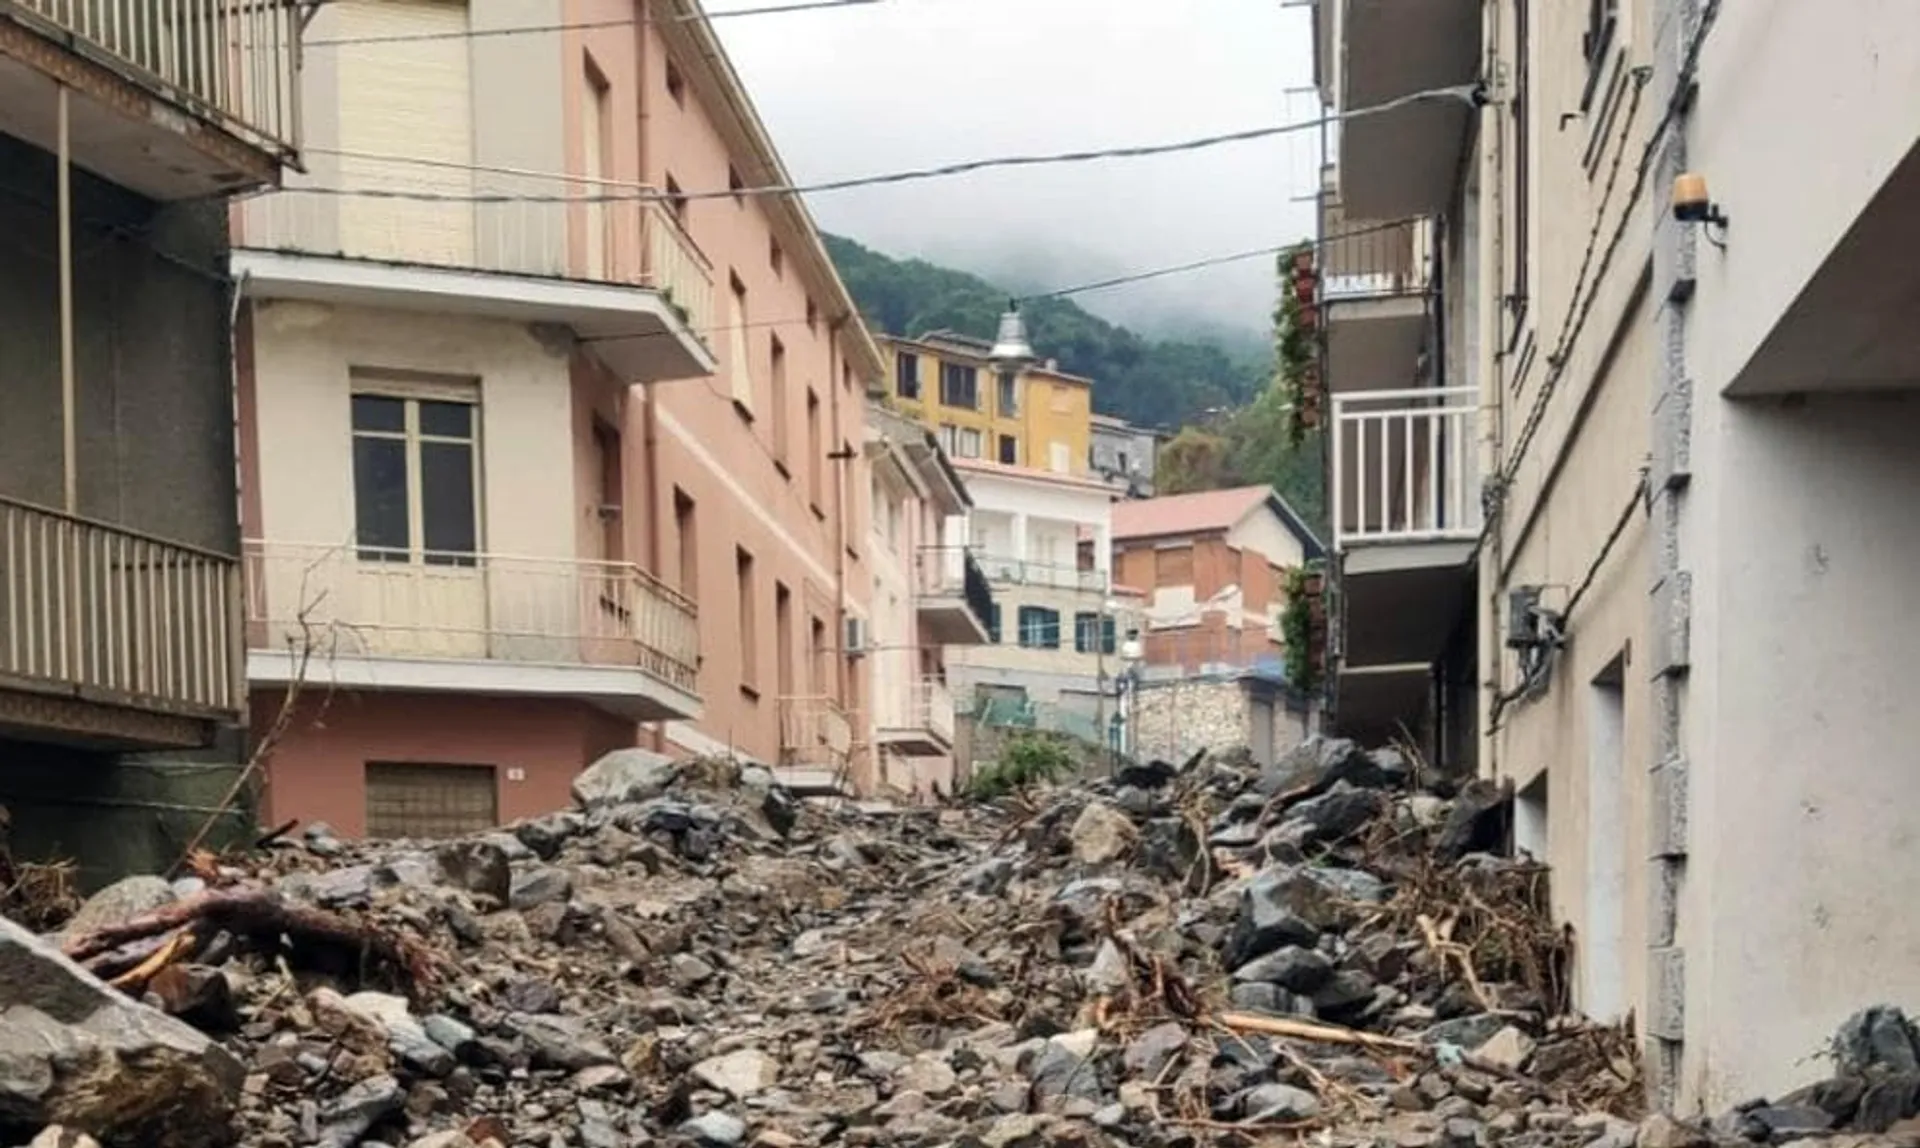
left=305, top=0, right=884, bottom=47
left=254, top=84, right=1483, bottom=206
left=1027, top=218, right=1417, bottom=301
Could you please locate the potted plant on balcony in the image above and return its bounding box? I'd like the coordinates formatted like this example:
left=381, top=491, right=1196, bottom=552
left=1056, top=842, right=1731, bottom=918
left=1272, top=243, right=1324, bottom=447
left=1280, top=561, right=1327, bottom=694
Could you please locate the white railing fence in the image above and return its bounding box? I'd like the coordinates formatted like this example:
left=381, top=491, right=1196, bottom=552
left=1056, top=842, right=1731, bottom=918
left=973, top=554, right=1107, bottom=592
left=243, top=542, right=699, bottom=694
left=1331, top=387, right=1480, bottom=546
left=235, top=183, right=716, bottom=337
left=12, top=0, right=303, bottom=156
left=875, top=676, right=956, bottom=746
left=0, top=497, right=241, bottom=715
left=777, top=694, right=854, bottom=758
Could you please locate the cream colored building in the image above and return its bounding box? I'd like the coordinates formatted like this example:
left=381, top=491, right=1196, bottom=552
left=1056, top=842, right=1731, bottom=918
left=1318, top=0, right=1920, bottom=1115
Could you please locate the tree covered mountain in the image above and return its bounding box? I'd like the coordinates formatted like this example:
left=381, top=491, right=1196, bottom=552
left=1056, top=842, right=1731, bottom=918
left=823, top=234, right=1267, bottom=429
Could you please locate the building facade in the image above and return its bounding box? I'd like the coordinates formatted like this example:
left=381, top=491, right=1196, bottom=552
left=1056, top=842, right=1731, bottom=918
left=234, top=0, right=880, bottom=834
left=0, top=0, right=304, bottom=880
left=1318, top=0, right=1920, bottom=1113
left=864, top=404, right=992, bottom=799
left=1089, top=413, right=1165, bottom=498
left=881, top=331, right=1095, bottom=475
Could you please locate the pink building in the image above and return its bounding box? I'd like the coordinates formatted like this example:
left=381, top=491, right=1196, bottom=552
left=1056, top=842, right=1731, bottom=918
left=232, top=0, right=878, bottom=835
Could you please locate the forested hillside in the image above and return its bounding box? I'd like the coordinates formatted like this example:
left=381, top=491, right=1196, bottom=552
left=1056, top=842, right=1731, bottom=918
left=823, top=234, right=1265, bottom=429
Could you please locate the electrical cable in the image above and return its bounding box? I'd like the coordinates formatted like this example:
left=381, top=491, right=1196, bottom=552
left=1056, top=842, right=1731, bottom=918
left=305, top=0, right=885, bottom=47
left=253, top=84, right=1483, bottom=207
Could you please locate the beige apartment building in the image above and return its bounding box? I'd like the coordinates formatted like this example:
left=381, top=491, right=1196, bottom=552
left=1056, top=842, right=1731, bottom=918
left=1318, top=0, right=1920, bottom=1115
left=233, top=0, right=879, bottom=834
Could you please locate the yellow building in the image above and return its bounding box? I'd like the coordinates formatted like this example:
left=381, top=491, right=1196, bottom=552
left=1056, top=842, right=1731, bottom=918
left=879, top=331, right=1094, bottom=476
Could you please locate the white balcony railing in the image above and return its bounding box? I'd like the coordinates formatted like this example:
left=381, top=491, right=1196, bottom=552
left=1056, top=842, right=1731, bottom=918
left=778, top=694, right=854, bottom=758
left=1331, top=387, right=1480, bottom=546
left=243, top=542, right=699, bottom=694
left=1, top=497, right=242, bottom=717
left=12, top=0, right=303, bottom=158
left=876, top=677, right=956, bottom=748
left=974, top=554, right=1107, bottom=593
left=234, top=185, right=716, bottom=337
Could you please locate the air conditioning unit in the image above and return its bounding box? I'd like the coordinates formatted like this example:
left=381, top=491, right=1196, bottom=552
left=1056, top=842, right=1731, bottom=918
left=844, top=616, right=869, bottom=657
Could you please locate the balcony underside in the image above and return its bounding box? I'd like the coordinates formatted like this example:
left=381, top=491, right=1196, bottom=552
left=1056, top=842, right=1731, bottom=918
left=1335, top=0, right=1479, bottom=219
left=1731, top=138, right=1920, bottom=395
left=0, top=676, right=227, bottom=749
left=0, top=19, right=281, bottom=200
left=875, top=725, right=952, bottom=757
left=1327, top=298, right=1427, bottom=392
left=1340, top=542, right=1474, bottom=667
left=1332, top=662, right=1431, bottom=746
left=246, top=649, right=701, bottom=724
left=232, top=248, right=719, bottom=384
left=918, top=597, right=991, bottom=645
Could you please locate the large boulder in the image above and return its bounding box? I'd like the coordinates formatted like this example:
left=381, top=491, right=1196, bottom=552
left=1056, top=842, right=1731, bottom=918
left=1255, top=736, right=1403, bottom=798
left=1223, top=869, right=1323, bottom=968
left=571, top=749, right=679, bottom=810
left=0, top=916, right=244, bottom=1146
left=58, top=876, right=174, bottom=941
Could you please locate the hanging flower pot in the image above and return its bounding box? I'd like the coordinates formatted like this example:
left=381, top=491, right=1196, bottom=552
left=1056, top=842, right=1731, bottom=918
left=1304, top=571, right=1326, bottom=597
left=1291, top=249, right=1315, bottom=275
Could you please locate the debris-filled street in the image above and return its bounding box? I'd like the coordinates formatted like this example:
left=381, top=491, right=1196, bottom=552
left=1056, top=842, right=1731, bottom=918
left=2, top=740, right=1913, bottom=1148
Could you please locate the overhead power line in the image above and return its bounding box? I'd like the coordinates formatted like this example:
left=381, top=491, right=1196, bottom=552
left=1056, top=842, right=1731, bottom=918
left=259, top=84, right=1482, bottom=206
left=305, top=0, right=885, bottom=47
left=1029, top=219, right=1417, bottom=301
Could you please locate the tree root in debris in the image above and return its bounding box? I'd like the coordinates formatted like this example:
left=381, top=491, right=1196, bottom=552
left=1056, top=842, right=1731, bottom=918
left=63, top=888, right=437, bottom=994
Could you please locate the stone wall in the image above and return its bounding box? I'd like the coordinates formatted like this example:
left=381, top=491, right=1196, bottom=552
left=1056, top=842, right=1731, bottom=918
left=1129, top=678, right=1315, bottom=767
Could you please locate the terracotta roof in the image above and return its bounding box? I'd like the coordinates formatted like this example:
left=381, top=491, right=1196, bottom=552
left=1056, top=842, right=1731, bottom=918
left=1112, top=486, right=1275, bottom=541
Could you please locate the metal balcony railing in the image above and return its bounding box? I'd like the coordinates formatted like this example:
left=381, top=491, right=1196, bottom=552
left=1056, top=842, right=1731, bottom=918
left=973, top=553, right=1108, bottom=593
left=235, top=185, right=716, bottom=337
left=243, top=542, right=700, bottom=694
left=1320, top=217, right=1435, bottom=302
left=0, top=496, right=242, bottom=717
left=1331, top=387, right=1480, bottom=546
left=876, top=677, right=955, bottom=747
left=8, top=0, right=304, bottom=160
left=914, top=545, right=994, bottom=628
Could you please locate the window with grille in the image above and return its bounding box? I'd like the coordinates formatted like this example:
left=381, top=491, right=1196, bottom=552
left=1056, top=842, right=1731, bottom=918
left=364, top=762, right=498, bottom=839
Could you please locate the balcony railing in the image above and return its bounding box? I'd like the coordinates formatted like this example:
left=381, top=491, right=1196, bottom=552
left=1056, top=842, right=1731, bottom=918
left=243, top=542, right=699, bottom=694
left=9, top=0, right=303, bottom=159
left=1331, top=387, right=1480, bottom=546
left=876, top=677, right=955, bottom=748
left=234, top=185, right=716, bottom=337
left=777, top=694, right=854, bottom=758
left=914, top=545, right=994, bottom=624
left=1, top=496, right=241, bottom=718
left=974, top=554, right=1108, bottom=593
left=1320, top=217, right=1434, bottom=302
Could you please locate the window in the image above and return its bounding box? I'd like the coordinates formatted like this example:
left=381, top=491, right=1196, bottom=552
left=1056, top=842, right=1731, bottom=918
left=1155, top=545, right=1195, bottom=584
left=769, top=237, right=785, bottom=278
left=665, top=58, right=686, bottom=107
left=674, top=487, right=697, bottom=598
left=954, top=427, right=983, bottom=460
left=937, top=423, right=957, bottom=456
left=998, top=435, right=1018, bottom=465
left=1017, top=606, right=1061, bottom=649
left=896, top=352, right=921, bottom=400
left=770, top=334, right=790, bottom=468
left=996, top=371, right=1018, bottom=416
left=775, top=582, right=794, bottom=696
left=665, top=174, right=688, bottom=226
left=737, top=547, right=758, bottom=695
left=986, top=602, right=1002, bottom=643
left=1074, top=613, right=1118, bottom=655
left=806, top=389, right=824, bottom=508
left=591, top=418, right=623, bottom=562
left=810, top=616, right=828, bottom=693
left=351, top=387, right=479, bottom=566
left=1048, top=441, right=1070, bottom=474
left=727, top=272, right=753, bottom=415
left=939, top=362, right=979, bottom=409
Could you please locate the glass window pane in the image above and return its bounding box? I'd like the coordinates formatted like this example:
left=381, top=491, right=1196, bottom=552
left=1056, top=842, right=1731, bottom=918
left=420, top=440, right=477, bottom=562
left=352, top=436, right=409, bottom=558
left=419, top=400, right=472, bottom=439
left=351, top=394, right=405, bottom=433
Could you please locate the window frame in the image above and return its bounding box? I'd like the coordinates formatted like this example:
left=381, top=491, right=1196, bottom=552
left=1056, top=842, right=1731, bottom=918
left=1017, top=605, right=1062, bottom=649
left=895, top=351, right=920, bottom=400
left=350, top=378, right=481, bottom=568
left=939, top=362, right=980, bottom=409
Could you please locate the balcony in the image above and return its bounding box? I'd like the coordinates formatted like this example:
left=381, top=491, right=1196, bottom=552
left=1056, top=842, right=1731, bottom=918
left=874, top=678, right=956, bottom=757
left=242, top=542, right=701, bottom=722
left=0, top=496, right=241, bottom=748
left=775, top=694, right=855, bottom=796
left=975, top=554, right=1108, bottom=594
left=0, top=0, right=303, bottom=200
left=231, top=185, right=719, bottom=383
left=1320, top=0, right=1480, bottom=219
left=1321, top=208, right=1437, bottom=395
left=914, top=546, right=994, bottom=645
left=1329, top=387, right=1478, bottom=740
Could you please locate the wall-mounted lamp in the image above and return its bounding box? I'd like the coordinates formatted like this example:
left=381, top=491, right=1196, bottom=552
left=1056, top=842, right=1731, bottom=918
left=1672, top=172, right=1730, bottom=248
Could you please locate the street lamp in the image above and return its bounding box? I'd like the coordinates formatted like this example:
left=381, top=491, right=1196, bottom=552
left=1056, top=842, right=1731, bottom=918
left=989, top=299, right=1036, bottom=372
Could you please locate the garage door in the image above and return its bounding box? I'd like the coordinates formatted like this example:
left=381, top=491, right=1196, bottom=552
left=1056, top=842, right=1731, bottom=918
left=332, top=0, right=475, bottom=267
left=364, top=761, right=498, bottom=839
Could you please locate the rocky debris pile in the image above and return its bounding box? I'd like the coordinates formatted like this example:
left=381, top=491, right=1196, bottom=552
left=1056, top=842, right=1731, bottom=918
left=0, top=739, right=1677, bottom=1148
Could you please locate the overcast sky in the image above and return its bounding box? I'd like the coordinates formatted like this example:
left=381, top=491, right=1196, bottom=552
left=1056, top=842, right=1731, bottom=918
left=711, top=0, right=1322, bottom=340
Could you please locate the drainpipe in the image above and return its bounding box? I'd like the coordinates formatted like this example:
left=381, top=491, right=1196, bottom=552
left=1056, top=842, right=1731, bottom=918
left=829, top=315, right=853, bottom=784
